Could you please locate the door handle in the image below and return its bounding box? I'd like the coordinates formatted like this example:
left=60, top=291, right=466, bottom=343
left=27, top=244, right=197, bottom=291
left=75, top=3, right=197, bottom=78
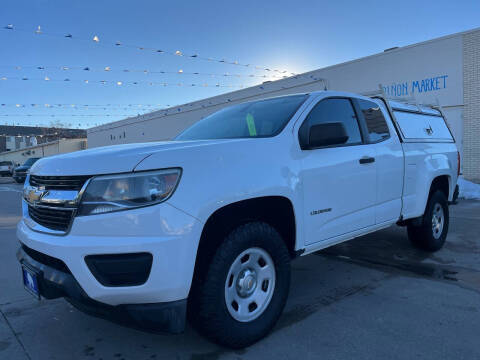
left=359, top=157, right=375, bottom=164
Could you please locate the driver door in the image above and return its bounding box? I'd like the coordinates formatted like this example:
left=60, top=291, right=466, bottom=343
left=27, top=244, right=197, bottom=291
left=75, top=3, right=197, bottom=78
left=298, top=97, right=377, bottom=245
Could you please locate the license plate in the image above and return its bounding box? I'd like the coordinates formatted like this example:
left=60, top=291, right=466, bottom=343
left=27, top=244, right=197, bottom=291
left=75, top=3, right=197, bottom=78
left=22, top=265, right=40, bottom=300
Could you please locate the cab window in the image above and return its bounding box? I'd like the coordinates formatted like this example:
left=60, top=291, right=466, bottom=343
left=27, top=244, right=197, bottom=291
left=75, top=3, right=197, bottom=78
left=357, top=99, right=390, bottom=142
left=299, top=98, right=362, bottom=147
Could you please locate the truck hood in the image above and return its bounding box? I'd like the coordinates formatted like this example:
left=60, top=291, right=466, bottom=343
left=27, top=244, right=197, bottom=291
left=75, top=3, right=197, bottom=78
left=14, top=165, right=30, bottom=172
left=30, top=139, right=248, bottom=176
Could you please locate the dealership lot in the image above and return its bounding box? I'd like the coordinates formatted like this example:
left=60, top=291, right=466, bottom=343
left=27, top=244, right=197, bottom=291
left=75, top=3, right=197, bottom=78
left=1, top=180, right=479, bottom=360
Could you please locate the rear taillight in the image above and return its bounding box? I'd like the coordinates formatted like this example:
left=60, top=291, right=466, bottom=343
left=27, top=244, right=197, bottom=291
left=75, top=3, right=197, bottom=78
left=457, top=151, right=461, bottom=176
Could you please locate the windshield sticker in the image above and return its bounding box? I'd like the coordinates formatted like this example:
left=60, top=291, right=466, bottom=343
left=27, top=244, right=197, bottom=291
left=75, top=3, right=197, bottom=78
left=246, top=113, right=257, bottom=136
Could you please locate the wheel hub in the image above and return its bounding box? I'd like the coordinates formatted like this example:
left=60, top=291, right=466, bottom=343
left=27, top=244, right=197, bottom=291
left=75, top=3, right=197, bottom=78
left=224, top=247, right=276, bottom=322
left=431, top=203, right=444, bottom=239
left=236, top=269, right=257, bottom=297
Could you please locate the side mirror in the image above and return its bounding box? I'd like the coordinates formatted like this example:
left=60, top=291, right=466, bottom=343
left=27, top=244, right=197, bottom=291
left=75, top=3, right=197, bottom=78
left=307, top=122, right=349, bottom=148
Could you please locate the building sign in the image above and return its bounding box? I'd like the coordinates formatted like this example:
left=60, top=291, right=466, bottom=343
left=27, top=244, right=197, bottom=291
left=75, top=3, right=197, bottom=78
left=383, top=75, right=448, bottom=97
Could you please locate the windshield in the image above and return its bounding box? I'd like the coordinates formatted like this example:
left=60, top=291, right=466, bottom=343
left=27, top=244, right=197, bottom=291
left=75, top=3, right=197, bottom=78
left=0, top=161, right=12, bottom=166
left=176, top=94, right=308, bottom=140
left=23, top=158, right=40, bottom=166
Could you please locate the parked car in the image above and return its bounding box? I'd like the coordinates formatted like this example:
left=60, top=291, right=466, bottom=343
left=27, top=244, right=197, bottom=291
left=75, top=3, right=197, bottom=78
left=0, top=160, right=15, bottom=177
left=13, top=158, right=41, bottom=183
left=17, top=91, right=459, bottom=348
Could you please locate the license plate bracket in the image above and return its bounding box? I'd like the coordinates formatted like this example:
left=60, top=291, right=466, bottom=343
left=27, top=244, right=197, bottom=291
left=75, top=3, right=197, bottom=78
left=22, top=265, right=41, bottom=300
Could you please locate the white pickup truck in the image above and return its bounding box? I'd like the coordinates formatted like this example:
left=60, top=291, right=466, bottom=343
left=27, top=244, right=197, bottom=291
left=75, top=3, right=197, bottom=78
left=17, top=91, right=459, bottom=348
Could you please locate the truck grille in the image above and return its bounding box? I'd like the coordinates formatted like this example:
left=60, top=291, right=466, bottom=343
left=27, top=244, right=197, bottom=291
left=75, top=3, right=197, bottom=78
left=29, top=175, right=91, bottom=191
left=28, top=205, right=74, bottom=232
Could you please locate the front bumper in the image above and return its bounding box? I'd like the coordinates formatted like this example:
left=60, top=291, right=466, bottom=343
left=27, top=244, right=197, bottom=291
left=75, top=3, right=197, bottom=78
left=13, top=173, right=26, bottom=182
left=17, top=246, right=187, bottom=333
left=17, top=200, right=203, bottom=306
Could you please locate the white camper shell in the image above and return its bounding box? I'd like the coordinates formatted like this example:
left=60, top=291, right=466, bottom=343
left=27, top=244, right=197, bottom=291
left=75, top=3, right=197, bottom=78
left=377, top=98, right=455, bottom=143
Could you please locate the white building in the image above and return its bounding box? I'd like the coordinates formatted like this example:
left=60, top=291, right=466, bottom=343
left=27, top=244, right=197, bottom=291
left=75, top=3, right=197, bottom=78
left=87, top=27, right=480, bottom=182
left=4, top=135, right=38, bottom=151
left=0, top=138, right=87, bottom=165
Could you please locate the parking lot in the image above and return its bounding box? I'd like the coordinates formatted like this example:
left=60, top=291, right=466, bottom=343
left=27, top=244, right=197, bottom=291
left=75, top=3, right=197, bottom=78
left=1, top=177, right=480, bottom=360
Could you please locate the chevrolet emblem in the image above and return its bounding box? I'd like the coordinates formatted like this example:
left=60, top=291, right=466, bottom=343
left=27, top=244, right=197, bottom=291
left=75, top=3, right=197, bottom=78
left=24, top=186, right=48, bottom=205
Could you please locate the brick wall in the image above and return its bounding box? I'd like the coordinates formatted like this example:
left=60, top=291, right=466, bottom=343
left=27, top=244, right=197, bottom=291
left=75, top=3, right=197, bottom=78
left=463, top=30, right=480, bottom=183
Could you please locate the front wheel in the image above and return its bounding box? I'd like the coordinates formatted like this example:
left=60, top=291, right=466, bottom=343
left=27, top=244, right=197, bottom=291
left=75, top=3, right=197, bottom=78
left=407, top=190, right=449, bottom=252
left=194, top=222, right=291, bottom=348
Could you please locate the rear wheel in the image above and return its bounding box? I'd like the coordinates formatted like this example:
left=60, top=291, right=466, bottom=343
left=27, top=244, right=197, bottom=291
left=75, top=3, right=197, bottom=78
left=193, top=222, right=290, bottom=348
left=407, top=190, right=449, bottom=251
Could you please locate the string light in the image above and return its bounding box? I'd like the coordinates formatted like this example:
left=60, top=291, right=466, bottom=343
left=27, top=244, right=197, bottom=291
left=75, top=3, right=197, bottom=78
left=1, top=103, right=171, bottom=108
left=2, top=72, right=310, bottom=128
left=0, top=64, right=288, bottom=79
left=0, top=114, right=140, bottom=117
left=2, top=24, right=294, bottom=74
left=1, top=78, right=298, bottom=123
left=0, top=76, right=247, bottom=87
left=0, top=125, right=102, bottom=130
left=2, top=106, right=160, bottom=111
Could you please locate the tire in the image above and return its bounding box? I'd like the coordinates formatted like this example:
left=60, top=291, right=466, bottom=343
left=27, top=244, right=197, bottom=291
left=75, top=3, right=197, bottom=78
left=193, top=222, right=291, bottom=348
left=407, top=190, right=449, bottom=252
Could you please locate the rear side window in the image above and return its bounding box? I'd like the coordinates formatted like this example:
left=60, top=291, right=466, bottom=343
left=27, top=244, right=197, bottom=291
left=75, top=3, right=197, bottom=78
left=393, top=111, right=453, bottom=141
left=357, top=99, right=390, bottom=142
left=299, top=98, right=362, bottom=146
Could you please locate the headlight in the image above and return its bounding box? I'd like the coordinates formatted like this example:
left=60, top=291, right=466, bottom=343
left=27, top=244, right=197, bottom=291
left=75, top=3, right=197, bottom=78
left=78, top=168, right=181, bottom=216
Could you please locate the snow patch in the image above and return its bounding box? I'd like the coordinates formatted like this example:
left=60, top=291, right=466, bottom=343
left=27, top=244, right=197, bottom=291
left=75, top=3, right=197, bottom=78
left=458, top=177, right=480, bottom=200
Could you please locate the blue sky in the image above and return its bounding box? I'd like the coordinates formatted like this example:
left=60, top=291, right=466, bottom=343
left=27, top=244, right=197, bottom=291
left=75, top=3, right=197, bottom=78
left=1, top=0, right=479, bottom=129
